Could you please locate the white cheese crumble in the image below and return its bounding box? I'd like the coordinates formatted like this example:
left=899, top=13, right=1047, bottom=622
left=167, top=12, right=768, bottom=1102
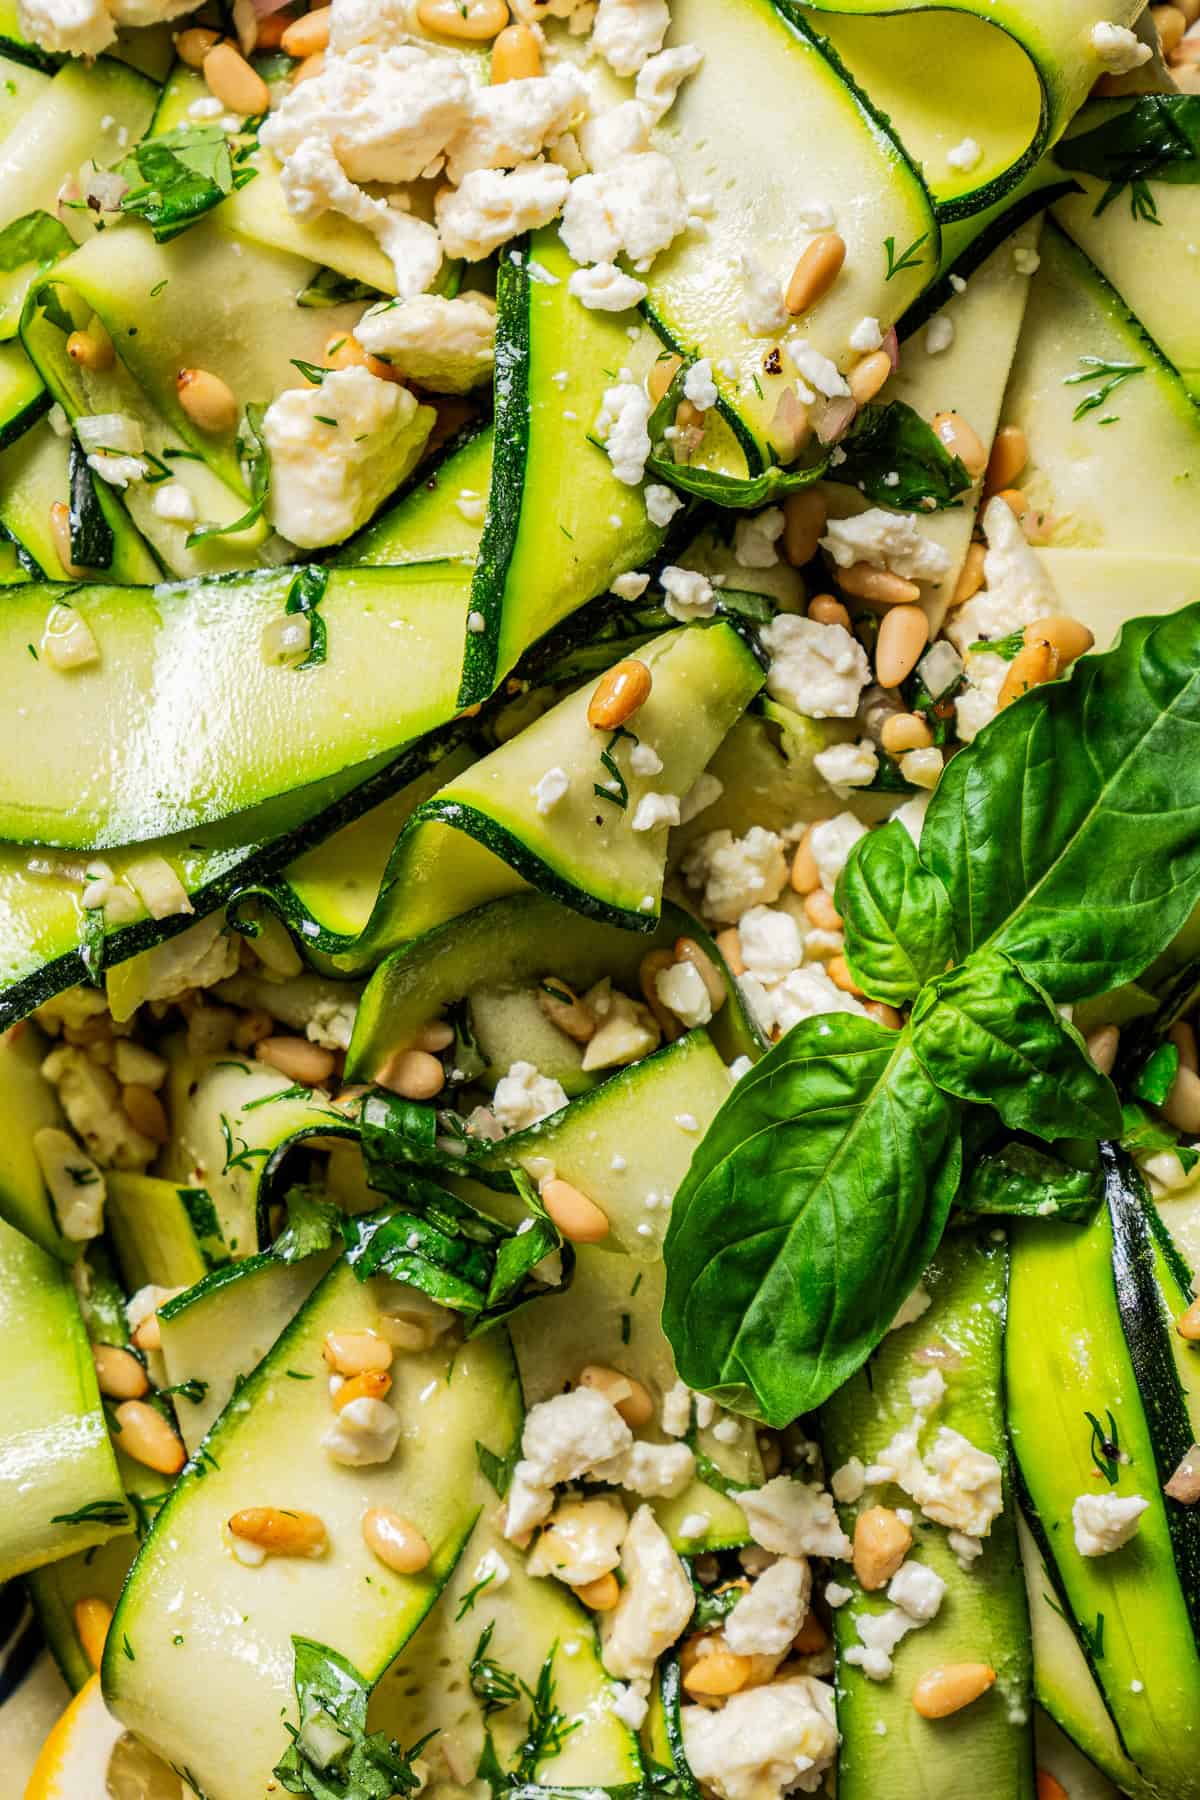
left=656, top=960, right=713, bottom=1028
left=1072, top=1492, right=1150, bottom=1557
left=733, top=507, right=785, bottom=569
left=813, top=737, right=879, bottom=794
left=759, top=615, right=871, bottom=719
left=739, top=906, right=804, bottom=983
left=946, top=136, right=983, bottom=171
left=32, top=1127, right=106, bottom=1241
left=645, top=484, right=682, bottom=528
left=683, top=826, right=789, bottom=924
left=602, top=1505, right=695, bottom=1681
left=863, top=1374, right=1004, bottom=1538
left=152, top=483, right=197, bottom=524
left=438, top=162, right=571, bottom=261
left=631, top=791, right=681, bottom=833
left=322, top=1396, right=402, bottom=1466
left=527, top=1495, right=627, bottom=1587
left=849, top=316, right=884, bottom=352
left=681, top=1678, right=838, bottom=1800
left=568, top=262, right=648, bottom=312
left=724, top=1557, right=812, bottom=1657
left=596, top=381, right=654, bottom=486
left=1090, top=20, right=1152, bottom=71
left=739, top=253, right=788, bottom=337
left=925, top=315, right=955, bottom=355
left=684, top=358, right=718, bottom=411
left=592, top=0, right=670, bottom=76
left=533, top=767, right=570, bottom=815
left=787, top=339, right=850, bottom=400
left=636, top=44, right=704, bottom=119
left=356, top=292, right=496, bottom=393
left=492, top=1061, right=569, bottom=1134
left=613, top=569, right=652, bottom=599
left=740, top=1477, right=852, bottom=1560
left=821, top=509, right=952, bottom=582
left=660, top=565, right=717, bottom=621
left=560, top=152, right=689, bottom=268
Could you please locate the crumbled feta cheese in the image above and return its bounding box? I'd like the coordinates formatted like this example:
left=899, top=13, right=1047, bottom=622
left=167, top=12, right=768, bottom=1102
left=787, top=340, right=850, bottom=400
left=533, top=767, right=570, bottom=815
left=601, top=1504, right=692, bottom=1681
left=759, top=615, right=871, bottom=719
left=684, top=358, right=718, bottom=412
left=560, top=153, right=689, bottom=267
left=322, top=1395, right=402, bottom=1466
left=1090, top=20, right=1151, bottom=71
left=656, top=960, right=713, bottom=1029
left=749, top=963, right=866, bottom=1036
left=947, top=136, right=983, bottom=171
left=739, top=254, right=788, bottom=337
left=948, top=498, right=1058, bottom=654
left=1013, top=245, right=1040, bottom=275
left=613, top=569, right=653, bottom=599
left=734, top=507, right=785, bottom=569
left=579, top=981, right=660, bottom=1071
left=17, top=0, right=115, bottom=54
left=635, top=43, right=704, bottom=120
left=844, top=1606, right=916, bottom=1680
left=825, top=1581, right=853, bottom=1608
left=809, top=812, right=868, bottom=893
left=472, top=1547, right=510, bottom=1590
left=594, top=1439, right=696, bottom=1498
left=444, top=67, right=585, bottom=184
left=271, top=133, right=443, bottom=293
left=660, top=565, right=717, bottom=622
left=522, top=1388, right=633, bottom=1489
left=76, top=413, right=143, bottom=457
left=611, top=1681, right=650, bottom=1729
left=849, top=316, right=884, bottom=353
left=528, top=1495, right=628, bottom=1586
left=438, top=161, right=571, bottom=261
left=738, top=906, right=804, bottom=983
left=813, top=737, right=878, bottom=793
left=152, top=482, right=197, bottom=524
left=86, top=452, right=146, bottom=489
left=890, top=790, right=931, bottom=847
left=40, top=1046, right=156, bottom=1171
left=596, top=381, right=654, bottom=486
left=740, top=1477, right=852, bottom=1560
left=725, top=1557, right=812, bottom=1657
left=356, top=292, right=495, bottom=393
left=821, top=509, right=952, bottom=583
left=32, top=1127, right=106, bottom=1241
left=925, top=316, right=954, bottom=355
left=865, top=1416, right=1004, bottom=1539
left=683, top=826, right=789, bottom=924
left=952, top=650, right=1007, bottom=744
left=830, top=1459, right=866, bottom=1505
left=678, top=771, right=724, bottom=824
left=888, top=1559, right=946, bottom=1622
left=644, top=484, right=682, bottom=528
left=681, top=1678, right=838, bottom=1800
left=661, top=1380, right=693, bottom=1438
left=631, top=791, right=681, bottom=832
left=492, top=1062, right=569, bottom=1134
left=629, top=742, right=664, bottom=777
left=916, top=639, right=963, bottom=700
left=592, top=0, right=670, bottom=76
left=263, top=366, right=432, bottom=549
left=505, top=1465, right=556, bottom=1540
left=568, top=262, right=648, bottom=311
left=1072, top=1492, right=1150, bottom=1557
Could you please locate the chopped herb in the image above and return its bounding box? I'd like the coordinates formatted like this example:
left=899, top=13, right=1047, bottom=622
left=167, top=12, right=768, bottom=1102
left=284, top=564, right=330, bottom=670
left=475, top=1439, right=517, bottom=1498
left=313, top=415, right=338, bottom=428
left=218, top=1112, right=270, bottom=1175
left=243, top=1083, right=312, bottom=1112
left=123, top=1634, right=135, bottom=1661
left=50, top=1497, right=129, bottom=1528
left=969, top=628, right=1025, bottom=661
left=286, top=1369, right=315, bottom=1381
left=1064, top=354, right=1145, bottom=422
left=290, top=358, right=330, bottom=385
left=186, top=402, right=270, bottom=546
left=1085, top=1408, right=1125, bottom=1486
left=470, top=1622, right=521, bottom=1719
left=158, top=1377, right=208, bottom=1404
left=1132, top=1040, right=1180, bottom=1107
left=620, top=1311, right=631, bottom=1344
left=884, top=230, right=929, bottom=280
left=119, top=124, right=258, bottom=243
left=26, top=644, right=37, bottom=660
left=454, top=1570, right=496, bottom=1621
left=593, top=725, right=637, bottom=810
left=274, top=1637, right=426, bottom=1799
left=149, top=279, right=168, bottom=296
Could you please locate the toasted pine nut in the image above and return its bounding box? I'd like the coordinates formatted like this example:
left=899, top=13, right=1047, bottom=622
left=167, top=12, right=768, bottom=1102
left=538, top=981, right=596, bottom=1044
left=950, top=541, right=986, bottom=609
left=122, top=1082, right=168, bottom=1143
left=324, top=1330, right=393, bottom=1377
left=848, top=350, right=892, bottom=406
left=362, top=1507, right=431, bottom=1573
left=1024, top=615, right=1094, bottom=669
left=674, top=937, right=726, bottom=1011
left=589, top=659, right=652, bottom=730
left=333, top=1369, right=392, bottom=1411
left=808, top=593, right=850, bottom=628
left=92, top=1343, right=149, bottom=1401
left=1164, top=1064, right=1200, bottom=1135
left=715, top=927, right=746, bottom=977
left=578, top=1363, right=654, bottom=1429
left=66, top=321, right=114, bottom=373
left=676, top=398, right=705, bottom=436
left=324, top=331, right=400, bottom=383
left=785, top=232, right=846, bottom=315
left=255, top=1035, right=336, bottom=1086
left=912, top=1662, right=997, bottom=1720
left=836, top=562, right=922, bottom=606
left=1036, top=1773, right=1070, bottom=1800
left=640, top=949, right=684, bottom=1039
left=176, top=367, right=238, bottom=434
left=648, top=354, right=683, bottom=407
left=853, top=1505, right=912, bottom=1589
left=73, top=1597, right=113, bottom=1671
left=793, top=1611, right=828, bottom=1654
left=131, top=1291, right=184, bottom=1354
left=804, top=889, right=841, bottom=931
left=254, top=10, right=292, bottom=48
left=228, top=1506, right=327, bottom=1557
left=492, top=20, right=542, bottom=79
left=48, top=502, right=88, bottom=579
left=416, top=1020, right=455, bottom=1053
left=995, top=486, right=1029, bottom=523
left=232, top=1008, right=274, bottom=1051
left=1177, top=1297, right=1200, bottom=1341
left=577, top=1571, right=620, bottom=1611
left=932, top=411, right=987, bottom=481
left=881, top=711, right=933, bottom=755
left=291, top=50, right=326, bottom=83
left=175, top=24, right=221, bottom=65
left=281, top=6, right=329, bottom=57
left=865, top=1000, right=903, bottom=1029
left=984, top=425, right=1028, bottom=496
left=203, top=39, right=270, bottom=113
left=790, top=826, right=824, bottom=895
left=998, top=638, right=1058, bottom=709
left=828, top=955, right=865, bottom=998
left=114, top=1400, right=186, bottom=1476
left=541, top=1177, right=609, bottom=1244
left=418, top=0, right=509, bottom=37
left=683, top=1642, right=753, bottom=1696
left=1085, top=1024, right=1120, bottom=1076
left=782, top=490, right=828, bottom=566
left=1170, top=1022, right=1200, bottom=1082
left=875, top=605, right=929, bottom=689
left=1154, top=3, right=1188, bottom=52
left=377, top=1048, right=446, bottom=1100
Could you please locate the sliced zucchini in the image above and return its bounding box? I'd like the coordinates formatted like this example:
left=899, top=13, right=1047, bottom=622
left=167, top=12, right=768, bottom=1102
left=0, top=60, right=157, bottom=232
left=0, top=1018, right=70, bottom=1257
left=1035, top=550, right=1200, bottom=649
left=821, top=1227, right=1034, bottom=1799
left=103, top=1259, right=522, bottom=1800
left=25, top=1474, right=160, bottom=1695
left=0, top=48, right=50, bottom=137
left=0, top=412, right=158, bottom=583
left=0, top=338, right=48, bottom=450
left=340, top=425, right=494, bottom=568
left=105, top=1173, right=226, bottom=1293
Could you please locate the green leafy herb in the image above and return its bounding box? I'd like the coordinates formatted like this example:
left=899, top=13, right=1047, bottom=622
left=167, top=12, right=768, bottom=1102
left=271, top=1186, right=342, bottom=1264
left=593, top=726, right=636, bottom=809
left=284, top=564, right=330, bottom=670
left=291, top=358, right=330, bottom=385
left=1132, top=1041, right=1181, bottom=1107
left=455, top=1570, right=496, bottom=1621
left=1120, top=1100, right=1199, bottom=1173
left=969, top=628, right=1025, bottom=660
left=1064, top=354, right=1145, bottom=421
left=1054, top=96, right=1200, bottom=222
left=119, top=124, right=258, bottom=243
left=470, top=1622, right=522, bottom=1720
left=835, top=820, right=955, bottom=1006
left=0, top=208, right=72, bottom=275
left=884, top=230, right=929, bottom=280
left=274, top=1638, right=426, bottom=1800
left=297, top=267, right=385, bottom=309
left=186, top=402, right=271, bottom=546
left=958, top=1138, right=1101, bottom=1222
left=513, top=1648, right=577, bottom=1780
left=1085, top=1409, right=1124, bottom=1486
left=1044, top=1592, right=1106, bottom=1661
left=218, top=1113, right=270, bottom=1175
left=50, top=1497, right=130, bottom=1528
left=158, top=1377, right=209, bottom=1404
left=476, top=1439, right=518, bottom=1498
left=836, top=400, right=972, bottom=509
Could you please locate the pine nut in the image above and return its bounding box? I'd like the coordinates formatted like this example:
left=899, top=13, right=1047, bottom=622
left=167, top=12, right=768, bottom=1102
left=912, top=1662, right=996, bottom=1719
left=1172, top=1020, right=1199, bottom=1072
left=332, top=1369, right=392, bottom=1411
left=589, top=659, right=652, bottom=730
left=1085, top=1024, right=1120, bottom=1075
left=1154, top=3, right=1187, bottom=51
left=577, top=1572, right=620, bottom=1611
left=853, top=1505, right=913, bottom=1589
left=92, top=1343, right=149, bottom=1401
left=228, top=1506, right=328, bottom=1557
left=804, top=889, right=841, bottom=931
left=782, top=490, right=828, bottom=567
left=492, top=21, right=542, bottom=79
left=1179, top=0, right=1200, bottom=24
left=1036, top=1773, right=1070, bottom=1800
left=1024, top=616, right=1094, bottom=669
left=793, top=1611, right=828, bottom=1654
left=683, top=1642, right=753, bottom=1696
left=362, top=1507, right=431, bottom=1573
left=203, top=41, right=270, bottom=114
left=865, top=1000, right=903, bottom=1029
left=984, top=425, right=1028, bottom=496
left=115, top=1401, right=186, bottom=1476
left=232, top=1008, right=274, bottom=1051
left=131, top=1291, right=184, bottom=1353
left=291, top=50, right=325, bottom=83
left=1177, top=1298, right=1200, bottom=1341
left=932, top=411, right=987, bottom=481
left=255, top=1035, right=336, bottom=1086
left=122, top=1082, right=168, bottom=1143
left=578, top=1363, right=654, bottom=1429
left=881, top=712, right=933, bottom=755
left=950, top=541, right=986, bottom=609
left=73, top=1597, right=113, bottom=1671
left=875, top=605, right=929, bottom=688
left=828, top=955, right=865, bottom=997
left=808, top=593, right=850, bottom=628
left=715, top=927, right=745, bottom=977
left=281, top=6, right=329, bottom=57
left=417, top=1021, right=455, bottom=1053
left=848, top=350, right=892, bottom=405
left=648, top=354, right=683, bottom=406
left=48, top=502, right=88, bottom=579
left=790, top=826, right=824, bottom=895
left=66, top=321, right=114, bottom=373
left=254, top=10, right=292, bottom=49
left=175, top=24, right=221, bottom=65
left=640, top=949, right=684, bottom=1039
left=785, top=232, right=846, bottom=315
left=324, top=1329, right=393, bottom=1376
left=418, top=0, right=510, bottom=38
left=377, top=1048, right=446, bottom=1100
left=836, top=563, right=922, bottom=606
left=676, top=398, right=705, bottom=435
left=325, top=332, right=401, bottom=383
left=995, top=486, right=1029, bottom=523
left=998, top=638, right=1058, bottom=709
left=1164, top=1065, right=1200, bottom=1135
left=541, top=1177, right=609, bottom=1244
left=538, top=980, right=596, bottom=1044
left=674, top=937, right=726, bottom=1011
left=176, top=367, right=238, bottom=434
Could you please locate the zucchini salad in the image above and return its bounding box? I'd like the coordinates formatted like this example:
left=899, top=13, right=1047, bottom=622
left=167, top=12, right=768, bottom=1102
left=4, top=1, right=1200, bottom=1798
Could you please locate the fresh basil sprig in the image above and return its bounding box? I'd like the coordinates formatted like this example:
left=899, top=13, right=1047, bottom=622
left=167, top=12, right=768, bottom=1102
left=274, top=1637, right=426, bottom=1800
left=1054, top=96, right=1200, bottom=222
left=836, top=820, right=954, bottom=1004
left=119, top=123, right=259, bottom=243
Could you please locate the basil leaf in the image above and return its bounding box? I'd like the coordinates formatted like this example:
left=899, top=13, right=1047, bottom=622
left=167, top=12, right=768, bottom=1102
left=836, top=820, right=954, bottom=1004
left=271, top=1185, right=341, bottom=1263
left=920, top=603, right=1200, bottom=1001
left=274, top=1637, right=424, bottom=1800
left=119, top=125, right=255, bottom=243
left=911, top=952, right=1122, bottom=1141
left=661, top=1014, right=961, bottom=1425
left=0, top=208, right=72, bottom=272
left=836, top=399, right=972, bottom=509
left=958, top=1138, right=1101, bottom=1222
left=1055, top=96, right=1200, bottom=223
left=1132, top=1040, right=1180, bottom=1106
left=1120, top=1099, right=1198, bottom=1172
left=642, top=449, right=825, bottom=511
